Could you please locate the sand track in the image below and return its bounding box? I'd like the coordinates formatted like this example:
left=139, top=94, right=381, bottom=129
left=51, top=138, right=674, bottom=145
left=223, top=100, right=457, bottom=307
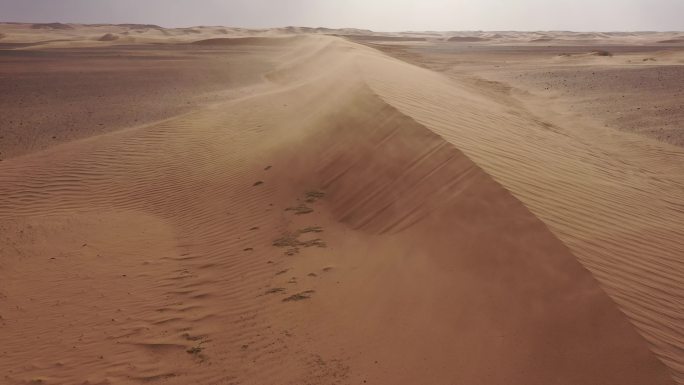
left=0, top=35, right=679, bottom=384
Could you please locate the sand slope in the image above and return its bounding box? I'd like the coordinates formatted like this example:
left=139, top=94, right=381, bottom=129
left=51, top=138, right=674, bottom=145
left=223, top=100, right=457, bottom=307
left=356, top=41, right=684, bottom=382
left=0, top=33, right=679, bottom=384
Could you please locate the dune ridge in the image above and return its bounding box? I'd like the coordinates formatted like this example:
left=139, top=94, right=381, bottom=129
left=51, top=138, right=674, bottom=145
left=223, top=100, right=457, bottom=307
left=352, top=41, right=684, bottom=382
left=447, top=36, right=490, bottom=42
left=191, top=36, right=301, bottom=46
left=0, top=34, right=679, bottom=384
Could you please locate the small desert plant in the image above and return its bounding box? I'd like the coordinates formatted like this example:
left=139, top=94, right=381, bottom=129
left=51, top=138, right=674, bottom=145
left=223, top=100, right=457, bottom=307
left=283, top=290, right=315, bottom=302
left=265, top=287, right=285, bottom=295
left=305, top=190, right=326, bottom=203
left=273, top=234, right=325, bottom=247
left=273, top=234, right=299, bottom=247
left=299, top=226, right=323, bottom=233
left=285, top=204, right=313, bottom=215
left=187, top=346, right=203, bottom=355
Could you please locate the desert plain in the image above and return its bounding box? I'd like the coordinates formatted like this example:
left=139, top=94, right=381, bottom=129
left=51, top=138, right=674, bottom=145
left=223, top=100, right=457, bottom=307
left=0, top=23, right=683, bottom=385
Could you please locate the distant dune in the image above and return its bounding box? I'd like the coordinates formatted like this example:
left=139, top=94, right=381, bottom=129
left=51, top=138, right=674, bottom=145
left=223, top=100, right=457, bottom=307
left=116, top=23, right=163, bottom=30
left=31, top=22, right=73, bottom=30
left=98, top=33, right=119, bottom=41
left=191, top=36, right=300, bottom=46
left=447, top=36, right=490, bottom=42
left=658, top=38, right=684, bottom=43
left=530, top=37, right=554, bottom=42
left=341, top=35, right=427, bottom=41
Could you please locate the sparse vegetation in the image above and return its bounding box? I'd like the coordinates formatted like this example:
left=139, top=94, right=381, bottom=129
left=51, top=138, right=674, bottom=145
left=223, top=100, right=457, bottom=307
left=184, top=334, right=208, bottom=360
left=265, top=287, right=285, bottom=294
left=298, top=238, right=326, bottom=248
left=187, top=346, right=203, bottom=355
left=272, top=231, right=326, bottom=255
left=285, top=204, right=313, bottom=215
left=273, top=234, right=299, bottom=248
left=299, top=226, right=323, bottom=233
left=305, top=190, right=326, bottom=203
left=181, top=333, right=203, bottom=341
left=283, top=290, right=315, bottom=302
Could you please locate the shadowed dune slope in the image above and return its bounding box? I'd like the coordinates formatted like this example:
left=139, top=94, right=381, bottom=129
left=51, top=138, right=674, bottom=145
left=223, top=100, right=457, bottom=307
left=354, top=41, right=684, bottom=382
left=0, top=36, right=677, bottom=384
left=264, top=82, right=673, bottom=385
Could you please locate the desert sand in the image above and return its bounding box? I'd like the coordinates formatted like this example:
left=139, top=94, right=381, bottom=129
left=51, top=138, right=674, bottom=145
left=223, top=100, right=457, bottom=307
left=0, top=24, right=682, bottom=385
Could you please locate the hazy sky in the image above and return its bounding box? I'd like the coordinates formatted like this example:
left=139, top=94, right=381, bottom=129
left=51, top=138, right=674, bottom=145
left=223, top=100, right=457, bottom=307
left=1, top=0, right=683, bottom=31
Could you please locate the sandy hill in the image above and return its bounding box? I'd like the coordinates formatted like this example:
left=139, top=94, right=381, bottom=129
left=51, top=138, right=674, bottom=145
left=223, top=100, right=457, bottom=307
left=0, top=25, right=682, bottom=385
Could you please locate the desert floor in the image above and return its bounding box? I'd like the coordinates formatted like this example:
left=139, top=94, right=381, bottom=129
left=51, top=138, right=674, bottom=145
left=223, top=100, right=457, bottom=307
left=0, top=24, right=682, bottom=385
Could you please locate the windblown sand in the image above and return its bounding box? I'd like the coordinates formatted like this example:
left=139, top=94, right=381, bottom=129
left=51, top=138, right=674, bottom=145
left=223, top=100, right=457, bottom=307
left=0, top=24, right=681, bottom=385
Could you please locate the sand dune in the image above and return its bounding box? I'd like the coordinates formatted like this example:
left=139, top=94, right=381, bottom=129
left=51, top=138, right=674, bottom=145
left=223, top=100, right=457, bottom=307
left=659, top=38, right=684, bottom=44
left=0, top=26, right=682, bottom=385
left=447, top=36, right=490, bottom=42
left=98, top=33, right=119, bottom=41
left=2, top=22, right=681, bottom=47
left=191, top=36, right=301, bottom=46
left=341, top=35, right=427, bottom=42
left=362, top=39, right=684, bottom=383
left=31, top=23, right=74, bottom=30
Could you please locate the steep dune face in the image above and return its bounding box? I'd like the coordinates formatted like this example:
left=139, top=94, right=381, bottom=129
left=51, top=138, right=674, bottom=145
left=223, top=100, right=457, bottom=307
left=355, top=42, right=684, bottom=382
left=0, top=35, right=677, bottom=384
left=263, top=81, right=673, bottom=384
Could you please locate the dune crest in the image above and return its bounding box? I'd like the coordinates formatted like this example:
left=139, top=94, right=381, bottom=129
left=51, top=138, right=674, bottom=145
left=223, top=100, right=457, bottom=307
left=191, top=36, right=301, bottom=46
left=355, top=39, right=684, bottom=383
